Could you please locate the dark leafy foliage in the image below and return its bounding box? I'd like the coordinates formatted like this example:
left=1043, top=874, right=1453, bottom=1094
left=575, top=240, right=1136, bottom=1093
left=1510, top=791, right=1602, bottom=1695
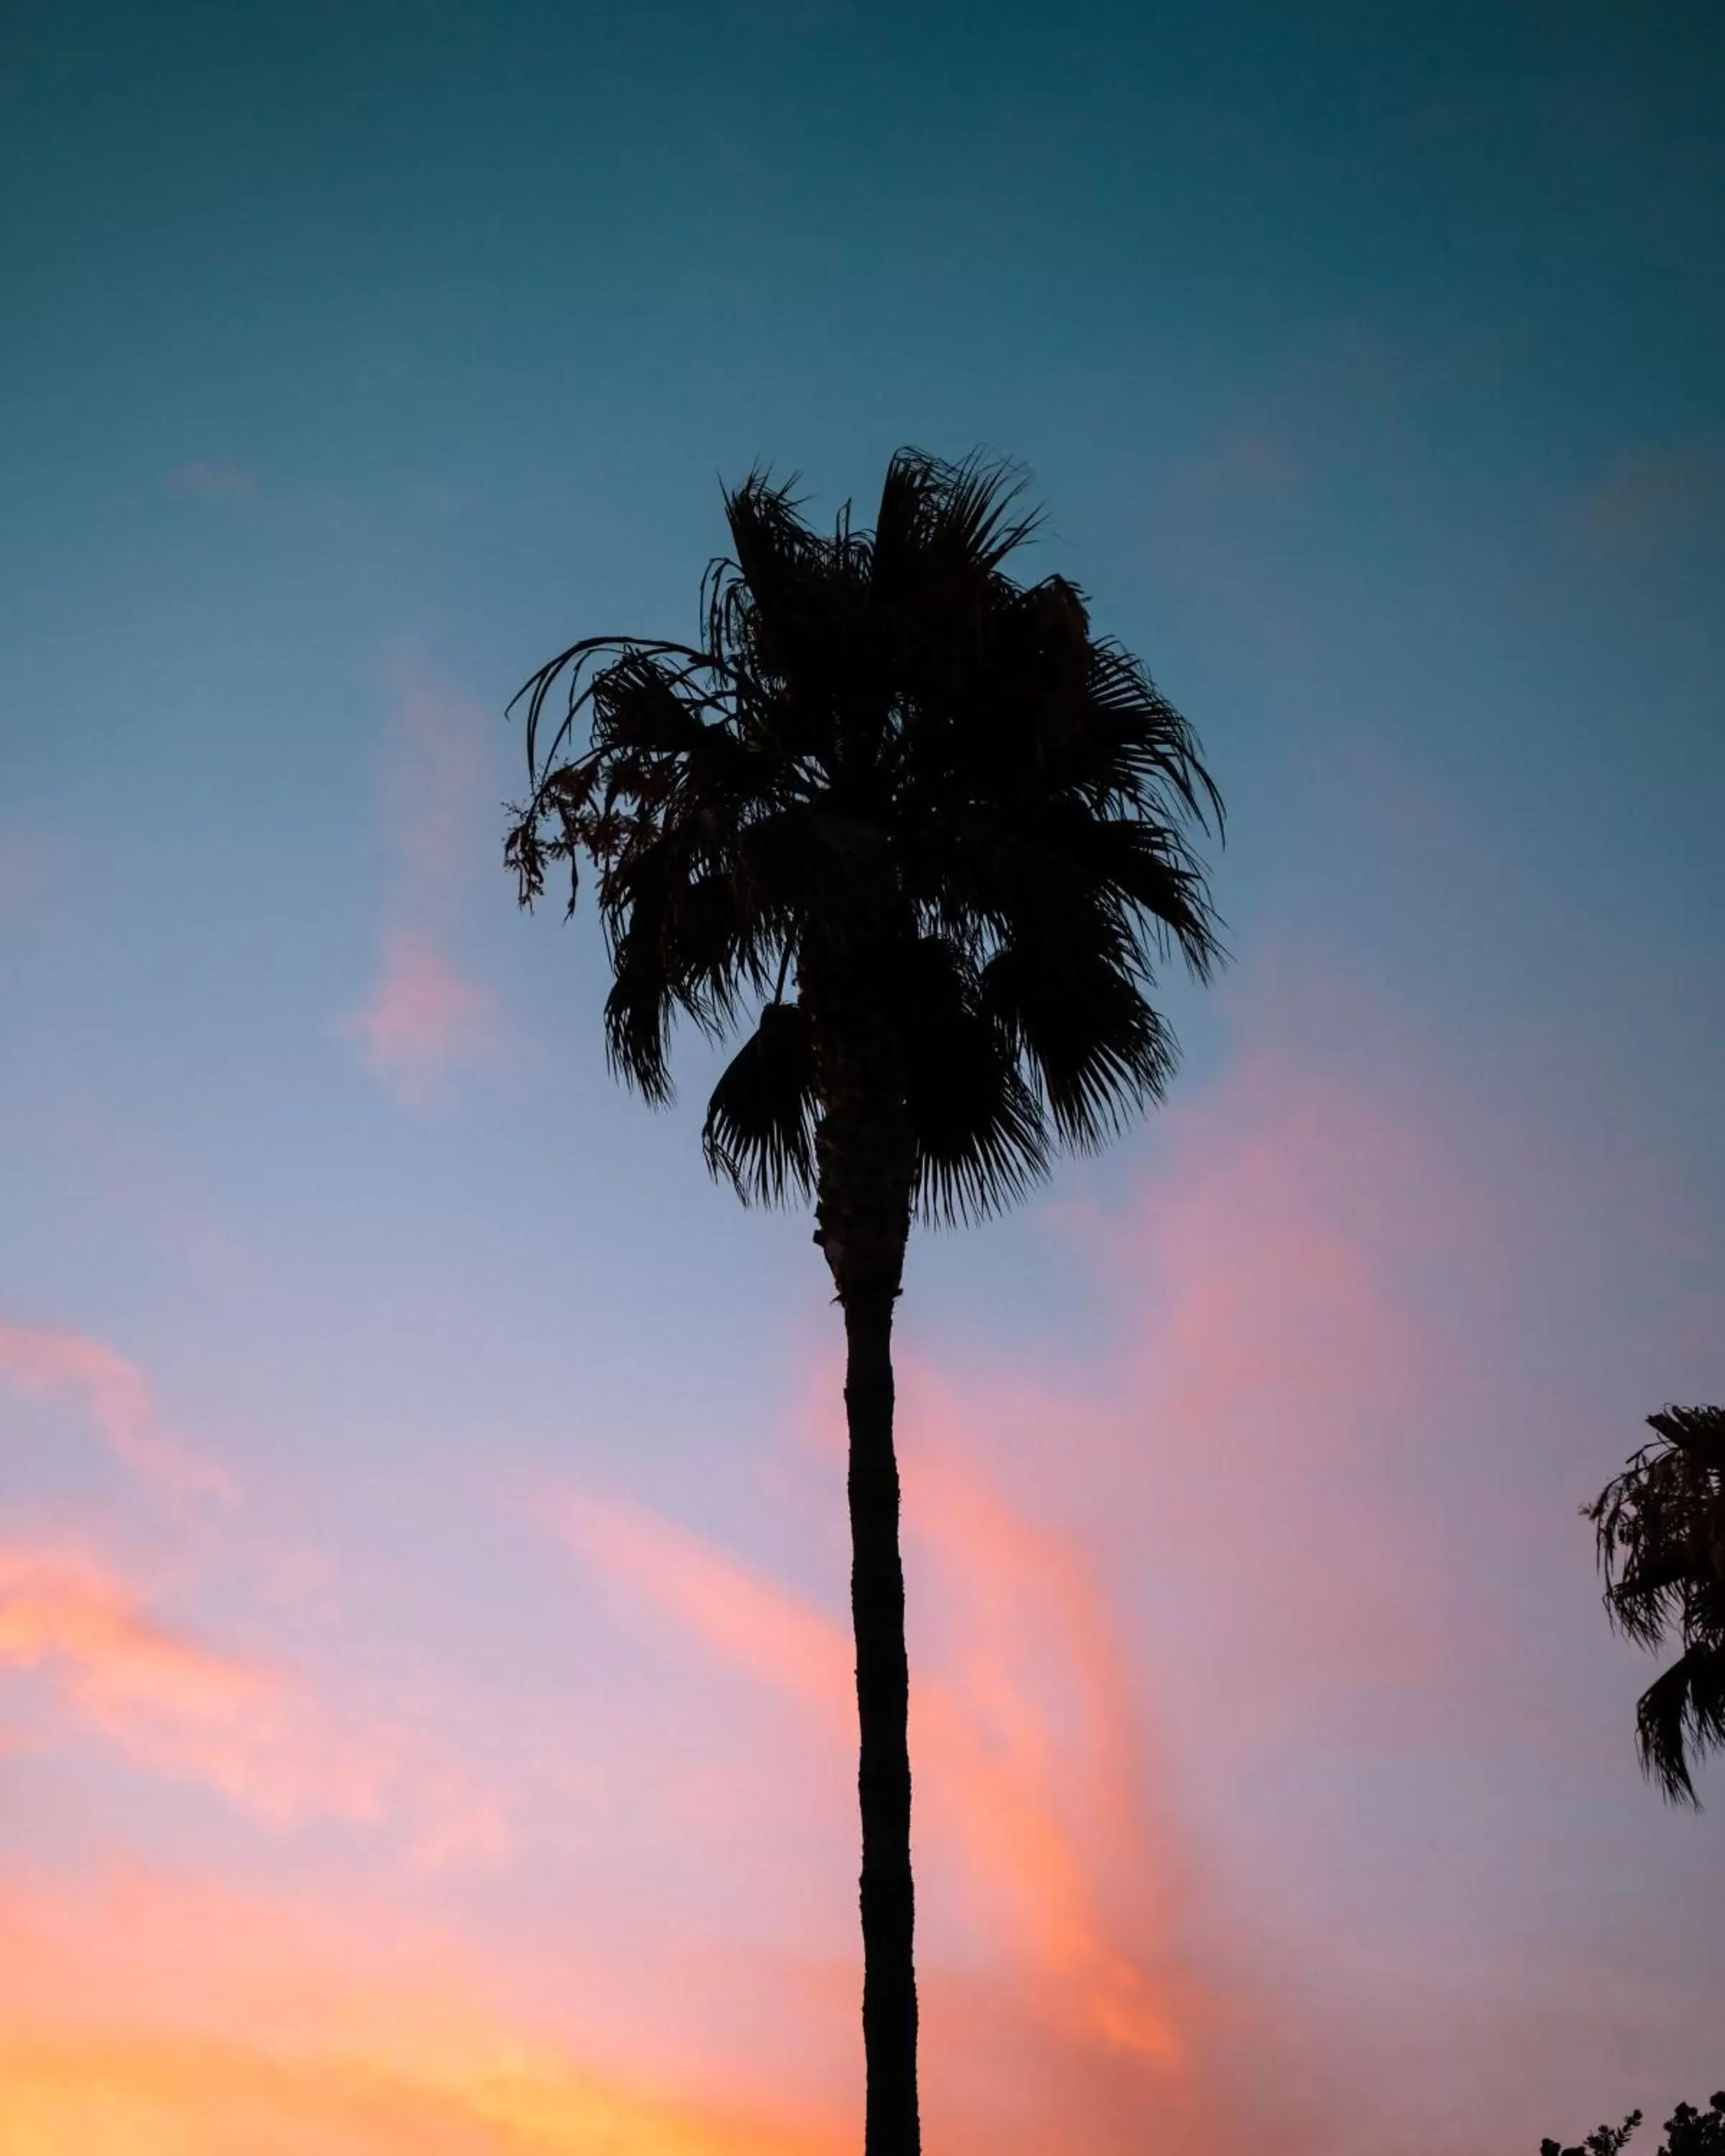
left=1542, top=2114, right=1643, bottom=2156
left=1664, top=2097, right=1725, bottom=2156
left=1588, top=1406, right=1725, bottom=1804
left=505, top=449, right=1223, bottom=1225
left=1543, top=2095, right=1725, bottom=2156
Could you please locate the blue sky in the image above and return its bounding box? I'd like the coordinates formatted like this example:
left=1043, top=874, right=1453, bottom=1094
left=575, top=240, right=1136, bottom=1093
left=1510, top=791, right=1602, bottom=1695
left=1, top=3, right=1722, bottom=2151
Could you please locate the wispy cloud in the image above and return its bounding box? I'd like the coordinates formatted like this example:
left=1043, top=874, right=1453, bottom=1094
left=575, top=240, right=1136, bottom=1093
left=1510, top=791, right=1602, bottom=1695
left=0, top=1542, right=507, bottom=1863
left=0, top=832, right=50, bottom=929
left=1062, top=1032, right=1513, bottom=1738
left=0, top=1317, right=233, bottom=1501
left=341, top=926, right=505, bottom=1109
left=538, top=975, right=1677, bottom=2155
left=165, top=459, right=258, bottom=503
left=903, top=1439, right=1190, bottom=2064
left=0, top=1547, right=390, bottom=1825
left=545, top=1461, right=1208, bottom=2139
left=1576, top=436, right=1725, bottom=559
left=5, top=955, right=1707, bottom=2154
left=341, top=662, right=511, bottom=1110
left=552, top=1493, right=851, bottom=1731
left=863, top=987, right=1704, bottom=2150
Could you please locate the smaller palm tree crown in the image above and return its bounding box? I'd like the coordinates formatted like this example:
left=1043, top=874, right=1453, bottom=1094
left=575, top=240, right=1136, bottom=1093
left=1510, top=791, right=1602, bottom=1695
left=1589, top=1405, right=1725, bottom=1804
left=505, top=448, right=1223, bottom=1224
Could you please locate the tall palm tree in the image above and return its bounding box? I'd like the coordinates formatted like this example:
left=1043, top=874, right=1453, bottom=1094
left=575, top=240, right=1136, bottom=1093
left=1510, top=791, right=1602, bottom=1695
left=505, top=449, right=1223, bottom=2155
left=1588, top=1404, right=1725, bottom=1805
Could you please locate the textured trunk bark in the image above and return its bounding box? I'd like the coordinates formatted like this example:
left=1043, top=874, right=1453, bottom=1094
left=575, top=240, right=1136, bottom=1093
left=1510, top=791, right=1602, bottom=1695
left=843, top=1279, right=919, bottom=2156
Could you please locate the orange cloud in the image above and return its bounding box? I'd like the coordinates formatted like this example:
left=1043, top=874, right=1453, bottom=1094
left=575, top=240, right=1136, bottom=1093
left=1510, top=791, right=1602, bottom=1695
left=549, top=1492, right=851, bottom=1732
left=0, top=1548, right=390, bottom=1825
left=0, top=2036, right=834, bottom=2156
left=0, top=1874, right=841, bottom=2156
left=533, top=1019, right=1491, bottom=2155
left=0, top=1545, right=502, bottom=1860
left=902, top=1433, right=1189, bottom=2065
left=548, top=1471, right=1192, bottom=2077
left=0, top=1317, right=231, bottom=1501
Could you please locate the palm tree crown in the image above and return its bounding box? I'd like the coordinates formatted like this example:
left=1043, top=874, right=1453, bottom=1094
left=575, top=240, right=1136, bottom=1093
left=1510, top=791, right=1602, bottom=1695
left=505, top=448, right=1223, bottom=1225
left=1589, top=1404, right=1725, bottom=1805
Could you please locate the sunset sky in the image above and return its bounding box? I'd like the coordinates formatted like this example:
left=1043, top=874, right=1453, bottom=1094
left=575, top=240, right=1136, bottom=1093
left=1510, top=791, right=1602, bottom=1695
left=3, top=1, right=1724, bottom=2150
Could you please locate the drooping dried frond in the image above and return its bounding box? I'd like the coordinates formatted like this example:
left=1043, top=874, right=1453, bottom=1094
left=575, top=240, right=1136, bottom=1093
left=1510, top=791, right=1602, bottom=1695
left=1588, top=1405, right=1725, bottom=1804
left=506, top=447, right=1223, bottom=1221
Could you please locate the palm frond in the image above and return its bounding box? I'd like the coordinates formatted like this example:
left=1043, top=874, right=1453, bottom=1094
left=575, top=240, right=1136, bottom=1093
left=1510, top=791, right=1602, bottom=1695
left=888, top=447, right=1043, bottom=576
left=1589, top=1404, right=1725, bottom=1803
left=1634, top=1644, right=1725, bottom=1806
left=602, top=954, right=678, bottom=1104
left=702, top=1001, right=818, bottom=1205
left=909, top=936, right=1050, bottom=1225
left=982, top=934, right=1178, bottom=1151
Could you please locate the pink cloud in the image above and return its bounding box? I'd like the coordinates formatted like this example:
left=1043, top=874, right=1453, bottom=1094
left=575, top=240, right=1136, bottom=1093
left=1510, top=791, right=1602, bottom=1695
left=5, top=947, right=1693, bottom=2154
left=901, top=1439, right=1192, bottom=2060
left=343, top=664, right=512, bottom=1109
left=0, top=1317, right=232, bottom=1501
left=551, top=1492, right=852, bottom=1731
left=165, top=459, right=257, bottom=502
left=1576, top=436, right=1725, bottom=558
left=0, top=1544, right=506, bottom=1861
left=380, top=657, right=491, bottom=895
left=910, top=1014, right=1511, bottom=1770
left=545, top=1472, right=1247, bottom=2150
left=538, top=975, right=1667, bottom=2154
left=863, top=995, right=1696, bottom=2148
left=341, top=926, right=506, bottom=1109
left=0, top=1547, right=390, bottom=1825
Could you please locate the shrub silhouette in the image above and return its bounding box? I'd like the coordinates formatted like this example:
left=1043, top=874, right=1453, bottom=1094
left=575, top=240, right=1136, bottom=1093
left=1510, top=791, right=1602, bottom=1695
left=1544, top=2093, right=1725, bottom=2156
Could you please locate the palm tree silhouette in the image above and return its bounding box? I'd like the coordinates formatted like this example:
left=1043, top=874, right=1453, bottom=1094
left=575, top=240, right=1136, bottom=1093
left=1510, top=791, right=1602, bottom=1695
left=1589, top=1404, right=1725, bottom=1805
left=505, top=449, right=1223, bottom=2154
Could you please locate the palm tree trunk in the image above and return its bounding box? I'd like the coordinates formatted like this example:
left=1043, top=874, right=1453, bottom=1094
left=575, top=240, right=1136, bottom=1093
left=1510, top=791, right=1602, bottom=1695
left=843, top=1279, right=919, bottom=2156
left=804, top=929, right=921, bottom=2156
